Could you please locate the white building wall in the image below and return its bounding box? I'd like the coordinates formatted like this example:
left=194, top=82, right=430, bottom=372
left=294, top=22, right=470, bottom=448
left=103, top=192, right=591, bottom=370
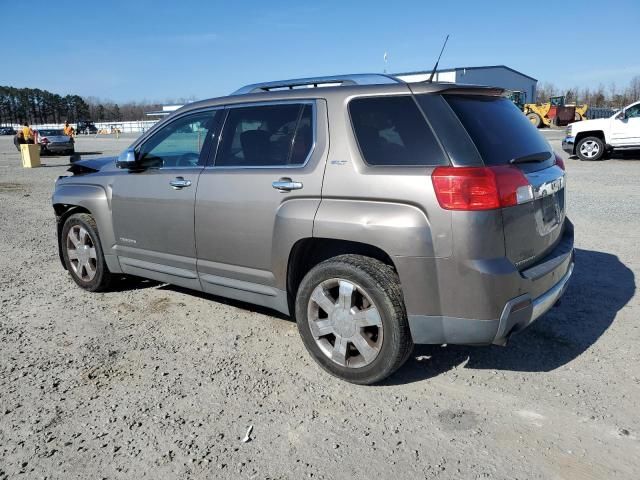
left=396, top=71, right=456, bottom=83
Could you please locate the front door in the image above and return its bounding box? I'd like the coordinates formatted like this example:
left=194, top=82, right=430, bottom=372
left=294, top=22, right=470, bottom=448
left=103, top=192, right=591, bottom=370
left=610, top=102, right=640, bottom=146
left=194, top=100, right=327, bottom=313
left=112, top=109, right=219, bottom=289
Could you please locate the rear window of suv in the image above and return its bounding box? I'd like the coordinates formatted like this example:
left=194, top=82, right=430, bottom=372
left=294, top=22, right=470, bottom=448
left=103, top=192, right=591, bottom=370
left=443, top=95, right=551, bottom=165
left=349, top=96, right=446, bottom=166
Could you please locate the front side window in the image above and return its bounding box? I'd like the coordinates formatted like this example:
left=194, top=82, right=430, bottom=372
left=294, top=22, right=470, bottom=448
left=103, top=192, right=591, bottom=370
left=625, top=103, right=640, bottom=118
left=216, top=103, right=313, bottom=167
left=137, top=110, right=217, bottom=168
left=349, top=96, right=446, bottom=166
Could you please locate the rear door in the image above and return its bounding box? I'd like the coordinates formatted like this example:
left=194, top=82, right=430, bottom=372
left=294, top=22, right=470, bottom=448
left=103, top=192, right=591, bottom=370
left=443, top=94, right=566, bottom=269
left=194, top=100, right=327, bottom=312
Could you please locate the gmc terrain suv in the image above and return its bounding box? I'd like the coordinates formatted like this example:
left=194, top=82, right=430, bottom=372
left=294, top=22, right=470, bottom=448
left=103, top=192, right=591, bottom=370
left=52, top=74, right=574, bottom=384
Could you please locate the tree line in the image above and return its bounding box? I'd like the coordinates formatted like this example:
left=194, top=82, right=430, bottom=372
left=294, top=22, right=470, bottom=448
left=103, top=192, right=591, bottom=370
left=0, top=86, right=90, bottom=126
left=0, top=86, right=193, bottom=126
left=3, top=76, right=639, bottom=126
left=536, top=75, right=640, bottom=108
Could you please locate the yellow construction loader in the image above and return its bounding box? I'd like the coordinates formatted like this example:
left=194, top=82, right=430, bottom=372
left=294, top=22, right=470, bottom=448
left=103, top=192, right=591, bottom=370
left=523, top=95, right=589, bottom=128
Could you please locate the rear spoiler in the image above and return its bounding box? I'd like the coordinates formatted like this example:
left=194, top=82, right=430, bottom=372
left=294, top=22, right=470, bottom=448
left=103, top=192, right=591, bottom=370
left=408, top=83, right=504, bottom=97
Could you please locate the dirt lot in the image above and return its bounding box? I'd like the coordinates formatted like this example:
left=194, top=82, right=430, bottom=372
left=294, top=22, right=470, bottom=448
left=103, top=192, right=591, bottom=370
left=0, top=131, right=639, bottom=479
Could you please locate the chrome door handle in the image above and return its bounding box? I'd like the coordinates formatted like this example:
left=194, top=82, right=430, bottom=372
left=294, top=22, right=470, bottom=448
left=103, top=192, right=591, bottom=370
left=272, top=178, right=303, bottom=192
left=170, top=177, right=192, bottom=189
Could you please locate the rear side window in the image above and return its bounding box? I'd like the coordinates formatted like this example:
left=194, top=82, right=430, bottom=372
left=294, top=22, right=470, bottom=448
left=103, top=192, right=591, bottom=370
left=216, top=103, right=313, bottom=167
left=444, top=95, right=551, bottom=165
left=349, top=96, right=446, bottom=166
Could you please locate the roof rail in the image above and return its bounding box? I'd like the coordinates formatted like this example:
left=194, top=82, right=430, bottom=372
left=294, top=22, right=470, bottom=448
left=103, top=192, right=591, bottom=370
left=232, top=73, right=403, bottom=95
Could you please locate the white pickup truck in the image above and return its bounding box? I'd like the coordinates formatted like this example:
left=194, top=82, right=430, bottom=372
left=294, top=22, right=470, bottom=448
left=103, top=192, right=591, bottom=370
left=563, top=101, right=640, bottom=160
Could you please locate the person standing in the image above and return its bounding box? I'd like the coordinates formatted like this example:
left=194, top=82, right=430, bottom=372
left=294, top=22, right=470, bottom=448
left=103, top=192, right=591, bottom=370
left=63, top=121, right=74, bottom=137
left=14, top=130, right=25, bottom=151
left=21, top=122, right=35, bottom=144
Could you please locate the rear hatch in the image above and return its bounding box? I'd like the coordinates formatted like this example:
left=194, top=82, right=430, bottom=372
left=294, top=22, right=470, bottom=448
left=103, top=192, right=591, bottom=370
left=444, top=94, right=566, bottom=269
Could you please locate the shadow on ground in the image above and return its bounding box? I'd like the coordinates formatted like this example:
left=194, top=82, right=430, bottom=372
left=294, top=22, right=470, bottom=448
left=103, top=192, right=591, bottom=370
left=105, top=248, right=634, bottom=385
left=569, top=150, right=640, bottom=161
left=385, top=248, right=635, bottom=385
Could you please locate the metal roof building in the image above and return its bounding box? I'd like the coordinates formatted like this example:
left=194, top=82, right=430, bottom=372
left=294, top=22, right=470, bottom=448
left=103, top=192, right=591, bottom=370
left=395, top=65, right=537, bottom=104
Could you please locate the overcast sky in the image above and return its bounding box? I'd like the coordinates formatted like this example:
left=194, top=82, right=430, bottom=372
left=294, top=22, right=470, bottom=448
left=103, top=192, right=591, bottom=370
left=1, top=0, right=638, bottom=102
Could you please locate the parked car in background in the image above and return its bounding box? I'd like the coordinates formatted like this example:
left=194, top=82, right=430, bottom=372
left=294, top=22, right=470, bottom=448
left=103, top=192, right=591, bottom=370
left=0, top=126, right=17, bottom=135
left=52, top=74, right=573, bottom=384
left=563, top=101, right=640, bottom=160
left=37, top=129, right=74, bottom=155
left=76, top=121, right=98, bottom=135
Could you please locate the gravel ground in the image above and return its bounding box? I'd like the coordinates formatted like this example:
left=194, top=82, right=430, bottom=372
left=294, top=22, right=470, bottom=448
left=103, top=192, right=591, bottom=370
left=0, top=132, right=639, bottom=479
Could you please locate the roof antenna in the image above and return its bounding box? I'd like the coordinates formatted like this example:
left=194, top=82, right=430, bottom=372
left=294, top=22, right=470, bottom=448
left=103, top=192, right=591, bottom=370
left=427, top=34, right=450, bottom=83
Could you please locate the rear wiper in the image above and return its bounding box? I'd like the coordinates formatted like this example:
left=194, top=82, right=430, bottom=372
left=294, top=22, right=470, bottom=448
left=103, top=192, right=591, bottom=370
left=510, top=151, right=552, bottom=165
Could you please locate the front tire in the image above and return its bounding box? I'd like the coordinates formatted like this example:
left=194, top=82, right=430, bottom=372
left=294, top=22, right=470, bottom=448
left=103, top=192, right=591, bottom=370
left=576, top=136, right=605, bottom=161
left=295, top=255, right=413, bottom=385
left=61, top=213, right=114, bottom=291
left=526, top=112, right=542, bottom=128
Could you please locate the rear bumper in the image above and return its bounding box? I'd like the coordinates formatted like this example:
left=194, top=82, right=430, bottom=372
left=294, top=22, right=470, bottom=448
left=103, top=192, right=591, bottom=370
left=406, top=220, right=575, bottom=345
left=562, top=136, right=575, bottom=154
left=491, top=259, right=574, bottom=345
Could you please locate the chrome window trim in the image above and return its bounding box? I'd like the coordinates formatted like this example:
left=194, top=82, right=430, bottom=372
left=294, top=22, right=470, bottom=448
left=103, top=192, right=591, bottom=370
left=150, top=166, right=206, bottom=171
left=206, top=100, right=317, bottom=170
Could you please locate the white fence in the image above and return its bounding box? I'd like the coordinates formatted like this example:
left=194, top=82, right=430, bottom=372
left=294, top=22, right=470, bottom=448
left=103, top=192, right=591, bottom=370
left=7, top=120, right=159, bottom=134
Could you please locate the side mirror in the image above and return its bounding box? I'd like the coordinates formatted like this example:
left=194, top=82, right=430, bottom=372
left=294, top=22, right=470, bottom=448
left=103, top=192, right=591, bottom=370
left=116, top=148, right=137, bottom=169
left=622, top=108, right=628, bottom=119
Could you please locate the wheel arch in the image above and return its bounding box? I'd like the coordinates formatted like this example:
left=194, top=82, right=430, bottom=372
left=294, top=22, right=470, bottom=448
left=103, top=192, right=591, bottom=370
left=52, top=183, right=120, bottom=272
left=575, top=130, right=605, bottom=144
left=53, top=204, right=92, bottom=270
left=285, top=237, right=398, bottom=318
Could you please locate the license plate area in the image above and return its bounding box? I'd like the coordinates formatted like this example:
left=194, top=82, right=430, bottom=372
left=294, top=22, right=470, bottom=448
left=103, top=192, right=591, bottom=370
left=541, top=193, right=559, bottom=224
left=538, top=188, right=565, bottom=234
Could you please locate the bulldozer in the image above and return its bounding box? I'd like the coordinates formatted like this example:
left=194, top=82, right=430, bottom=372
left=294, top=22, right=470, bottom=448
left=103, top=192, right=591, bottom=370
left=522, top=95, right=589, bottom=128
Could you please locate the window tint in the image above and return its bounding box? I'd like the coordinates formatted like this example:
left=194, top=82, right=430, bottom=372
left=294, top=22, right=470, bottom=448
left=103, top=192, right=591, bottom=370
left=349, top=96, right=445, bottom=166
left=138, top=110, right=216, bottom=168
left=444, top=95, right=551, bottom=166
left=216, top=103, right=313, bottom=167
left=625, top=104, right=640, bottom=118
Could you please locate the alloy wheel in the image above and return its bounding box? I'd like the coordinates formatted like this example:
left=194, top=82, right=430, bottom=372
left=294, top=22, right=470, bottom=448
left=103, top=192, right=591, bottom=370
left=66, top=225, right=98, bottom=281
left=307, top=278, right=383, bottom=368
left=580, top=140, right=600, bottom=159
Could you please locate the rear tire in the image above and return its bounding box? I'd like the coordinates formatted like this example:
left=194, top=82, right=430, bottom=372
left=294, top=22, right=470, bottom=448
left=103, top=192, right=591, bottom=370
left=61, top=213, right=114, bottom=292
left=576, top=136, right=605, bottom=161
left=526, top=112, right=542, bottom=128
left=295, top=254, right=413, bottom=385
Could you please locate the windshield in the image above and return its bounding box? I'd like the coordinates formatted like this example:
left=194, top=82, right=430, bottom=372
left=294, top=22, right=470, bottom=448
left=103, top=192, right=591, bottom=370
left=39, top=129, right=64, bottom=136
left=443, top=95, right=551, bottom=166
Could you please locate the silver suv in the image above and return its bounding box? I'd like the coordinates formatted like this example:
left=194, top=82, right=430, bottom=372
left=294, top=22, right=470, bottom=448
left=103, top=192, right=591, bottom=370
left=52, top=74, right=574, bottom=384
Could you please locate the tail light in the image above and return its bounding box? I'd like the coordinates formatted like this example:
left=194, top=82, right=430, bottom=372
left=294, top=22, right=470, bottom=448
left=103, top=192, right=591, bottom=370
left=431, top=166, right=533, bottom=211
left=554, top=152, right=565, bottom=170
left=41, top=137, right=49, bottom=144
